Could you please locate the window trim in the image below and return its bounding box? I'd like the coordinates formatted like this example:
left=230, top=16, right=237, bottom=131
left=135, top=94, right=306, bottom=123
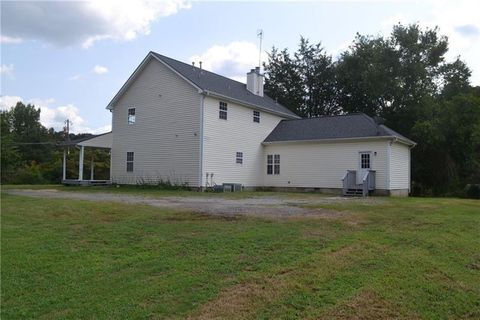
left=127, top=107, right=136, bottom=125
left=253, top=110, right=260, bottom=123
left=267, top=154, right=280, bottom=175
left=274, top=154, right=280, bottom=175
left=267, top=155, right=273, bottom=175
left=236, top=152, right=243, bottom=164
left=126, top=152, right=134, bottom=172
left=359, top=152, right=371, bottom=169
left=219, top=101, right=228, bottom=120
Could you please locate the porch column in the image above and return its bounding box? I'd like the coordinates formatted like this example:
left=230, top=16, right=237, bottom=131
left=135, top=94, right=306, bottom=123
left=78, top=146, right=84, bottom=180
left=62, top=149, right=67, bottom=180
left=90, top=154, right=94, bottom=180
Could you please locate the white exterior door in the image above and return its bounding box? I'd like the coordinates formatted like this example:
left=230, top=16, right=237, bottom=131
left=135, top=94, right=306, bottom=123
left=357, top=152, right=371, bottom=184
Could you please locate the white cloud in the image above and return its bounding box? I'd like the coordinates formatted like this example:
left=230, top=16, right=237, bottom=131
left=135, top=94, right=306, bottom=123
left=1, top=0, right=191, bottom=48
left=0, top=95, right=23, bottom=110
left=190, top=41, right=266, bottom=83
left=0, top=95, right=110, bottom=134
left=93, top=65, right=109, bottom=74
left=0, top=64, right=14, bottom=76
left=0, top=35, right=22, bottom=44
left=380, top=0, right=480, bottom=85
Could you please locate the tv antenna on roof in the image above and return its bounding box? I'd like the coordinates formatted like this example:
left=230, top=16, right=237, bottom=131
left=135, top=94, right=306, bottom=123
left=257, top=29, right=263, bottom=70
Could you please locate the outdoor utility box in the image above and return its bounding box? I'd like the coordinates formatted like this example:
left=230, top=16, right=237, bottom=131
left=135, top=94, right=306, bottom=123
left=222, top=183, right=242, bottom=192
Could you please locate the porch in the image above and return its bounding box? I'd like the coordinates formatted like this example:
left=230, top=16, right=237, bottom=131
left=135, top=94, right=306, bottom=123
left=342, top=170, right=376, bottom=197
left=58, top=132, right=112, bottom=186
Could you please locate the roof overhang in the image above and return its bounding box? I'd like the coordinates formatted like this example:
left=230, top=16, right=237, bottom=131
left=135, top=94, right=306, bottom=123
left=202, top=90, right=301, bottom=120
left=58, top=132, right=112, bottom=149
left=106, top=52, right=202, bottom=110
left=262, top=135, right=416, bottom=146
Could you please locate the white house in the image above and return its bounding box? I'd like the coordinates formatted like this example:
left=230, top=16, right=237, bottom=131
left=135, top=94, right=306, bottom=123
left=73, top=51, right=415, bottom=196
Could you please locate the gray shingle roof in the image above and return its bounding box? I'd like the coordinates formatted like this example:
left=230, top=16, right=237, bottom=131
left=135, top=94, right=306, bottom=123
left=263, top=113, right=415, bottom=145
left=151, top=52, right=299, bottom=119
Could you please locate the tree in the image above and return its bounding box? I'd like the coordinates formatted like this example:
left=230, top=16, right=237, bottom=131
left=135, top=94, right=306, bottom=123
left=264, top=37, right=339, bottom=117
left=336, top=24, right=450, bottom=135
left=264, top=47, right=304, bottom=116
left=264, top=24, right=479, bottom=195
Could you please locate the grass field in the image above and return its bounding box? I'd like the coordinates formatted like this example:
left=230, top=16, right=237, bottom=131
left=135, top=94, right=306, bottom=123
left=1, top=188, right=479, bottom=319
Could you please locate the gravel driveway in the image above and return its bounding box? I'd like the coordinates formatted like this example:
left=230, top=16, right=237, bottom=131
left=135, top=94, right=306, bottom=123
left=4, top=189, right=375, bottom=218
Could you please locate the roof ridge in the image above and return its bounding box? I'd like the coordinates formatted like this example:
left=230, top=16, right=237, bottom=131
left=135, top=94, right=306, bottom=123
left=152, top=51, right=248, bottom=87
left=281, top=112, right=367, bottom=122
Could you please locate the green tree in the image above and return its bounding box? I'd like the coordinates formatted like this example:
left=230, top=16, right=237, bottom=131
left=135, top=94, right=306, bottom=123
left=264, top=38, right=338, bottom=117
left=264, top=47, right=304, bottom=116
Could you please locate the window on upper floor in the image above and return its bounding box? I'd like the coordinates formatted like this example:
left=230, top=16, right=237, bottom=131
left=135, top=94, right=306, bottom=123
left=128, top=108, right=136, bottom=124
left=126, top=152, right=134, bottom=172
left=219, top=101, right=227, bottom=120
left=253, top=110, right=260, bottom=123
left=236, top=152, right=243, bottom=164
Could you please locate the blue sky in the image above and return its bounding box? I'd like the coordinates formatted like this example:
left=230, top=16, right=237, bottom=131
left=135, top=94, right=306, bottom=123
left=1, top=0, right=479, bottom=133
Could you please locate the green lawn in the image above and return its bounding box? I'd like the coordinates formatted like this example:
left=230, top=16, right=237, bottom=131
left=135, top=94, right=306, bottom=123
left=1, top=191, right=479, bottom=319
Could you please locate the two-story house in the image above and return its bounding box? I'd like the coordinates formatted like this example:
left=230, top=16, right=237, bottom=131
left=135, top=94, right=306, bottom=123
left=73, top=51, right=415, bottom=196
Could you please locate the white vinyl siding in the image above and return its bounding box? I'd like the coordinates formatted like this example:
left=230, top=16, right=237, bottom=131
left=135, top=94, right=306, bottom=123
left=389, top=141, right=411, bottom=191
left=202, top=96, right=285, bottom=187
left=263, top=140, right=389, bottom=190
left=111, top=58, right=201, bottom=186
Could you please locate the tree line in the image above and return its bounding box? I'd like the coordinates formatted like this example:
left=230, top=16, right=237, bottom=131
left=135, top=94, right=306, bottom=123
left=264, top=24, right=480, bottom=196
left=1, top=102, right=110, bottom=184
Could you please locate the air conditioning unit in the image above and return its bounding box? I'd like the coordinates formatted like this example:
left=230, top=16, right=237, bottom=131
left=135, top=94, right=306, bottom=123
left=222, top=183, right=242, bottom=192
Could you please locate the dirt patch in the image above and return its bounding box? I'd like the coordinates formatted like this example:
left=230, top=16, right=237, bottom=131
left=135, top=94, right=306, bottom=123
left=321, top=289, right=419, bottom=320
left=188, top=278, right=288, bottom=320
left=5, top=189, right=356, bottom=219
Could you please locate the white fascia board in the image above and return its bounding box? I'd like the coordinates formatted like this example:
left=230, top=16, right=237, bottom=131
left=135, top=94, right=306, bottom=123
left=106, top=53, right=151, bottom=110
left=262, top=136, right=398, bottom=145
left=150, top=54, right=203, bottom=93
left=106, top=52, right=203, bottom=110
left=262, top=135, right=416, bottom=146
left=203, top=90, right=300, bottom=120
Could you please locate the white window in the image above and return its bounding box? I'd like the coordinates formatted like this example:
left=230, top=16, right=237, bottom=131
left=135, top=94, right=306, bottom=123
left=128, top=108, right=136, bottom=124
left=274, top=154, right=280, bottom=174
left=219, top=101, right=227, bottom=120
left=267, top=154, right=280, bottom=175
left=236, top=152, right=243, bottom=164
left=126, top=152, right=134, bottom=172
left=361, top=153, right=371, bottom=169
left=253, top=110, right=260, bottom=123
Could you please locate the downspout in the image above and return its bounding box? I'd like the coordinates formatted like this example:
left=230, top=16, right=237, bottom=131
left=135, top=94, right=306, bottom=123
left=408, top=143, right=415, bottom=194
left=199, top=94, right=205, bottom=190
left=386, top=139, right=393, bottom=191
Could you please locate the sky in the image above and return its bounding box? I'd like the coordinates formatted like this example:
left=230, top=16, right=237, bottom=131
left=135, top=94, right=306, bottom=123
left=1, top=0, right=479, bottom=134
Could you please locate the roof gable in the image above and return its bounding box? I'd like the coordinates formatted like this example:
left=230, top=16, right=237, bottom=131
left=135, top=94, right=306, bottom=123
left=107, top=52, right=300, bottom=119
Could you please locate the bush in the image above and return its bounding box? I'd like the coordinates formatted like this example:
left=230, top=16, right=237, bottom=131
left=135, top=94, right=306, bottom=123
left=11, top=163, right=48, bottom=184
left=464, top=184, right=480, bottom=199
left=136, top=177, right=190, bottom=190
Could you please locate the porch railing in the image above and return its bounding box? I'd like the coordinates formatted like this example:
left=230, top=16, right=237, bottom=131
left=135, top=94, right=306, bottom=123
left=342, top=170, right=357, bottom=195
left=362, top=170, right=376, bottom=197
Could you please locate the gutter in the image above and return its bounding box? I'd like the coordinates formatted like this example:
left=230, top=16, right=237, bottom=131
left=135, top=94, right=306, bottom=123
left=262, top=135, right=416, bottom=146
